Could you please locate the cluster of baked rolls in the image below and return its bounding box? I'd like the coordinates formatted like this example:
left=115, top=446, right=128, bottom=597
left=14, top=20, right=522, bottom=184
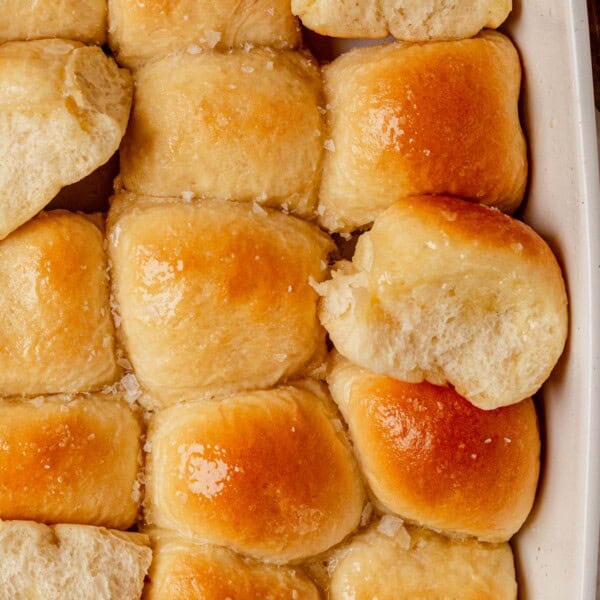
left=0, top=0, right=567, bottom=598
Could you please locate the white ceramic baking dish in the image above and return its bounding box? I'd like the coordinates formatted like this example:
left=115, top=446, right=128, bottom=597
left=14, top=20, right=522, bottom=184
left=507, top=1, right=600, bottom=598
left=307, top=0, right=600, bottom=597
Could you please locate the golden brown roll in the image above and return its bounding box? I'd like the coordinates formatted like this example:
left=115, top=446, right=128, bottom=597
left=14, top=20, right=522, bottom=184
left=145, top=531, right=319, bottom=599
left=0, top=520, right=152, bottom=600
left=292, top=0, right=511, bottom=41
left=318, top=32, right=527, bottom=232
left=0, top=0, right=107, bottom=44
left=119, top=49, right=323, bottom=218
left=144, top=383, right=365, bottom=562
left=328, top=353, right=540, bottom=542
left=109, top=0, right=300, bottom=67
left=108, top=194, right=334, bottom=408
left=0, top=40, right=131, bottom=240
left=321, top=518, right=517, bottom=599
left=0, top=211, right=119, bottom=397
left=0, top=395, right=142, bottom=529
left=318, top=196, right=568, bottom=410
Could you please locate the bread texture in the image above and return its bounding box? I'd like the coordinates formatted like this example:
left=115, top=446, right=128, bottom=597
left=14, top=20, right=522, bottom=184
left=145, top=531, right=319, bottom=599
left=109, top=0, right=300, bottom=67
left=0, top=211, right=119, bottom=397
left=108, top=194, right=334, bottom=408
left=0, top=520, right=151, bottom=600
left=292, top=0, right=511, bottom=41
left=322, top=519, right=517, bottom=599
left=0, top=40, right=131, bottom=241
left=328, top=353, right=540, bottom=542
left=0, top=0, right=107, bottom=44
left=318, top=196, right=568, bottom=410
left=144, top=383, right=365, bottom=562
left=318, top=32, right=527, bottom=232
left=0, top=395, right=142, bottom=529
left=119, top=49, right=323, bottom=218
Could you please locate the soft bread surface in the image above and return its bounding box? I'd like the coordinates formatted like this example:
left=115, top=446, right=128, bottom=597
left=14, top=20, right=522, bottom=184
left=0, top=520, right=151, bottom=600
left=0, top=40, right=131, bottom=241
left=109, top=0, right=300, bottom=67
left=145, top=531, right=319, bottom=599
left=108, top=194, right=333, bottom=408
left=119, top=49, right=323, bottom=217
left=0, top=211, right=118, bottom=396
left=0, top=395, right=141, bottom=528
left=318, top=196, right=568, bottom=409
left=292, top=0, right=511, bottom=41
left=328, top=353, right=540, bottom=541
left=318, top=32, right=527, bottom=231
left=145, top=383, right=365, bottom=562
left=323, top=519, right=517, bottom=599
left=0, top=0, right=107, bottom=44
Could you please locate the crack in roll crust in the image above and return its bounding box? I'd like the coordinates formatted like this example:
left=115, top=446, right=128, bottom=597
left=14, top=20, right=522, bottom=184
left=328, top=353, right=540, bottom=542
left=145, top=531, right=319, bottom=599
left=0, top=395, right=142, bottom=529
left=0, top=211, right=119, bottom=396
left=144, top=383, right=366, bottom=562
left=109, top=0, right=300, bottom=67
left=318, top=195, right=568, bottom=409
left=119, top=49, right=323, bottom=218
left=292, top=0, right=511, bottom=41
left=108, top=194, right=334, bottom=408
left=0, top=40, right=132, bottom=240
left=317, top=32, right=527, bottom=232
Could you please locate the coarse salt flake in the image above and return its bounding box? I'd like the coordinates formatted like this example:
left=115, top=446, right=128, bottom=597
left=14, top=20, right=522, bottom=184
left=324, top=139, right=336, bottom=152
left=181, top=190, right=195, bottom=202
left=186, top=44, right=202, bottom=55
left=377, top=515, right=404, bottom=538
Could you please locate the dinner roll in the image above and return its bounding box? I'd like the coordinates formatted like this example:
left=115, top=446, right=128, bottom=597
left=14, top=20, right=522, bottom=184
left=109, top=0, right=300, bottom=67
left=328, top=353, right=540, bottom=541
left=322, top=518, right=517, bottom=599
left=0, top=520, right=152, bottom=600
left=0, top=395, right=142, bottom=529
left=145, top=531, right=319, bottom=599
left=0, top=40, right=131, bottom=241
left=0, top=0, right=107, bottom=44
left=292, top=0, right=511, bottom=41
left=119, top=49, right=323, bottom=218
left=108, top=194, right=333, bottom=408
left=145, top=383, right=365, bottom=562
left=318, top=196, right=568, bottom=410
left=0, top=211, right=119, bottom=397
left=318, top=32, right=527, bottom=232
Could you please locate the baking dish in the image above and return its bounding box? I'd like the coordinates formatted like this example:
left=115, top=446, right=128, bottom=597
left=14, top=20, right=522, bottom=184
left=306, top=0, right=600, bottom=597
left=507, top=1, right=600, bottom=598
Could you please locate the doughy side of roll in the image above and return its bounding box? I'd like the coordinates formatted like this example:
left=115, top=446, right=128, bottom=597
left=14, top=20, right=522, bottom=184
left=327, top=353, right=540, bottom=542
left=318, top=32, right=527, bottom=232
left=144, top=383, right=365, bottom=562
left=0, top=211, right=119, bottom=396
left=0, top=0, right=107, bottom=44
left=144, top=530, right=319, bottom=599
left=0, top=40, right=132, bottom=241
left=109, top=0, right=300, bottom=67
left=318, top=196, right=568, bottom=409
left=108, top=194, right=334, bottom=408
left=119, top=49, right=323, bottom=218
left=0, top=395, right=142, bottom=529
left=320, top=518, right=517, bottom=599
left=292, top=0, right=511, bottom=41
left=0, top=520, right=152, bottom=600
